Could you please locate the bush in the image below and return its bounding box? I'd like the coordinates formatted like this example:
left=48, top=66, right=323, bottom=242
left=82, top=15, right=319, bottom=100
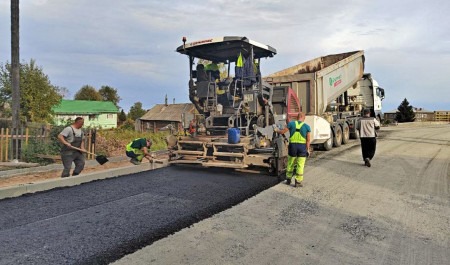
left=22, top=125, right=65, bottom=164
left=21, top=125, right=169, bottom=164
left=95, top=128, right=169, bottom=157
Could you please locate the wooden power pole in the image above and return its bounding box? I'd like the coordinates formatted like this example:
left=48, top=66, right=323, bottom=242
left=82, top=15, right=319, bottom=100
left=11, top=0, right=20, bottom=161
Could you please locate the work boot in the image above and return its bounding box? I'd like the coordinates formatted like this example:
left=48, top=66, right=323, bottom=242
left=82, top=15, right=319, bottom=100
left=130, top=158, right=141, bottom=165
left=295, top=180, right=303, bottom=188
left=285, top=178, right=291, bottom=185
left=364, top=158, right=371, bottom=167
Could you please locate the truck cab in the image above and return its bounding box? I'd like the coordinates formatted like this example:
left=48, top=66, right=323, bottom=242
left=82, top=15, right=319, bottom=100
left=347, top=73, right=385, bottom=122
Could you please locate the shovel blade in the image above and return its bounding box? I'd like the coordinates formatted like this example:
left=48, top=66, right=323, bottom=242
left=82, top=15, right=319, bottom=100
left=96, top=155, right=109, bottom=165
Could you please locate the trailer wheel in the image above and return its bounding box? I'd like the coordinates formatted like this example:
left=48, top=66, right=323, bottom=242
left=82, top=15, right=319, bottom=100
left=342, top=123, right=350, bottom=144
left=333, top=125, right=342, bottom=147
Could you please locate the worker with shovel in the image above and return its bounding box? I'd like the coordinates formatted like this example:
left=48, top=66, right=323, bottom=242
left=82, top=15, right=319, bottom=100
left=125, top=138, right=154, bottom=165
left=57, top=117, right=86, bottom=178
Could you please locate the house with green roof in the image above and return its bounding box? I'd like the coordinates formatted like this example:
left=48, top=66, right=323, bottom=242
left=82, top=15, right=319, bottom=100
left=52, top=100, right=119, bottom=128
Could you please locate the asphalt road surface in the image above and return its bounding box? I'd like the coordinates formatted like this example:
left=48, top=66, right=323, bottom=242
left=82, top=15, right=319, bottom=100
left=113, top=124, right=450, bottom=265
left=0, top=166, right=279, bottom=264
left=1, top=124, right=449, bottom=265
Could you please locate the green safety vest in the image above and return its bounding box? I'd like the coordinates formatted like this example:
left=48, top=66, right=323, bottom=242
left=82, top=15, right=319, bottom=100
left=290, top=121, right=306, bottom=144
left=236, top=52, right=244, bottom=67
left=126, top=138, right=143, bottom=152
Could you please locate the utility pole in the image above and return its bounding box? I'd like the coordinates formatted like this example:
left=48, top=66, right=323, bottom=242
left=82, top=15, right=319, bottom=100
left=11, top=0, right=20, bottom=161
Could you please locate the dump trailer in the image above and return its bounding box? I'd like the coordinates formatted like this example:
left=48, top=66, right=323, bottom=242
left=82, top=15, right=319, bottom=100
left=169, top=36, right=301, bottom=176
left=266, top=51, right=385, bottom=150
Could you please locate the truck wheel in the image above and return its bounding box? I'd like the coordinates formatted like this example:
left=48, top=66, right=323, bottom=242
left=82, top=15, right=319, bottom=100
left=350, top=129, right=359, bottom=139
left=342, top=123, right=350, bottom=144
left=333, top=125, right=342, bottom=147
left=322, top=137, right=333, bottom=151
left=377, top=115, right=382, bottom=124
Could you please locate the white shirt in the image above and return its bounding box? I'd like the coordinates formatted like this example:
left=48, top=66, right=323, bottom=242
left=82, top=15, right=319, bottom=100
left=356, top=117, right=380, bottom=138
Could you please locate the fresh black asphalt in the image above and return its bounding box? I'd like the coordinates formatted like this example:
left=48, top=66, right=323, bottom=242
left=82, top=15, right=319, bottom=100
left=0, top=166, right=279, bottom=265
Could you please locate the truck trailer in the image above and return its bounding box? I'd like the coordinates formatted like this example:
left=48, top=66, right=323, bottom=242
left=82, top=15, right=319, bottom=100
left=266, top=51, right=385, bottom=151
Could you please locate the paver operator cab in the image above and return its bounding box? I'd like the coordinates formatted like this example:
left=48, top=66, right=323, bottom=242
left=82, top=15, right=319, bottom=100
left=170, top=36, right=301, bottom=177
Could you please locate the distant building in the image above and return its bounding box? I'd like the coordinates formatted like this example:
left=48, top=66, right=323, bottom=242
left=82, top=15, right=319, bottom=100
left=383, top=107, right=436, bottom=122
left=138, top=103, right=195, bottom=133
left=383, top=110, right=397, bottom=123
left=434, top=110, right=450, bottom=122
left=52, top=100, right=119, bottom=128
left=413, top=108, right=434, bottom=122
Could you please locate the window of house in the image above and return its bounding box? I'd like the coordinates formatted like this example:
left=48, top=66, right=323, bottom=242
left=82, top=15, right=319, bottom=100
left=89, top=114, right=97, bottom=121
left=107, top=114, right=113, bottom=119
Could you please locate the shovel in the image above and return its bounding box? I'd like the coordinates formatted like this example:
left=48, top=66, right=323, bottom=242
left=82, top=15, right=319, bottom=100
left=70, top=146, right=109, bottom=165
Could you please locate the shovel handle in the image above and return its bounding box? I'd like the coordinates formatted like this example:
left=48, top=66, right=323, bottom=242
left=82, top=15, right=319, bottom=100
left=69, top=146, right=97, bottom=156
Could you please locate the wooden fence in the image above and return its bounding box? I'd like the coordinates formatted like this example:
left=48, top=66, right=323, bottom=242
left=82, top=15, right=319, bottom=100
left=0, top=126, right=96, bottom=162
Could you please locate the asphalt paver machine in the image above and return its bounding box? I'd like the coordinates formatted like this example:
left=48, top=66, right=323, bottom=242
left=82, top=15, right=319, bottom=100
left=169, top=36, right=301, bottom=176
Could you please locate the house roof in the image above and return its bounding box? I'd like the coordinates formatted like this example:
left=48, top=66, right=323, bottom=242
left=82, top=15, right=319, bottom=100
left=140, top=103, right=195, bottom=122
left=52, top=100, right=119, bottom=114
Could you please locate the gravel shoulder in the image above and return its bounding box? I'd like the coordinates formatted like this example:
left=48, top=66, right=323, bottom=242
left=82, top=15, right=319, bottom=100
left=0, top=159, right=132, bottom=188
left=0, top=155, right=169, bottom=189
left=113, top=124, right=450, bottom=265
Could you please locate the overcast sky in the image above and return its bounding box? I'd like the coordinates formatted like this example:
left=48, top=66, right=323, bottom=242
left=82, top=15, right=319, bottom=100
left=1, top=0, right=449, bottom=112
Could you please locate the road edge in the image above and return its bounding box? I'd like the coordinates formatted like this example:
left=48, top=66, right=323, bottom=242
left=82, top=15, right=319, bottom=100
left=0, top=159, right=169, bottom=200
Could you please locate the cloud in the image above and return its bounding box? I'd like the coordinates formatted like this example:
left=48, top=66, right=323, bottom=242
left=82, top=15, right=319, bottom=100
left=1, top=0, right=449, bottom=112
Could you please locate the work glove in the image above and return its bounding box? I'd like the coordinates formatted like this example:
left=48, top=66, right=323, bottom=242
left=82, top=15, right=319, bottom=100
left=272, top=124, right=279, bottom=133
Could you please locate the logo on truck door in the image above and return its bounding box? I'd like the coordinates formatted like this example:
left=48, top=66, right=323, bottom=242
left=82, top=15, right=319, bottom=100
left=329, top=75, right=342, bottom=87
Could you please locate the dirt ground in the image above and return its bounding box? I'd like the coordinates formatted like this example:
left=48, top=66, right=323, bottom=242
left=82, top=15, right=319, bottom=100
left=113, top=123, right=450, bottom=265
left=0, top=160, right=133, bottom=188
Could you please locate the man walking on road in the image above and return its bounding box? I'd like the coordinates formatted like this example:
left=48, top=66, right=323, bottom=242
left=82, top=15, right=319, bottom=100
left=275, top=112, right=311, bottom=187
left=356, top=109, right=380, bottom=167
left=57, top=117, right=86, bottom=178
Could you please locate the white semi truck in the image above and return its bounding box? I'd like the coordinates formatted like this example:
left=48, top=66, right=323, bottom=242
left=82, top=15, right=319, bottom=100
left=266, top=51, right=385, bottom=150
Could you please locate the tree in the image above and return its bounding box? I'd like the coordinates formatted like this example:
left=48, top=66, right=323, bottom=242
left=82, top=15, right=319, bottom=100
left=118, top=109, right=127, bottom=125
left=99, top=85, right=121, bottom=107
left=128, top=102, right=146, bottom=121
left=74, top=85, right=102, bottom=101
left=56, top=86, right=70, bottom=98
left=0, top=59, right=62, bottom=122
left=0, top=64, right=12, bottom=116
left=396, top=98, right=415, bottom=123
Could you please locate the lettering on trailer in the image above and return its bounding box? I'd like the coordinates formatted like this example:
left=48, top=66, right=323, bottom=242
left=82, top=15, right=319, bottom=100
left=329, top=75, right=342, bottom=88
left=189, top=39, right=213, bottom=46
